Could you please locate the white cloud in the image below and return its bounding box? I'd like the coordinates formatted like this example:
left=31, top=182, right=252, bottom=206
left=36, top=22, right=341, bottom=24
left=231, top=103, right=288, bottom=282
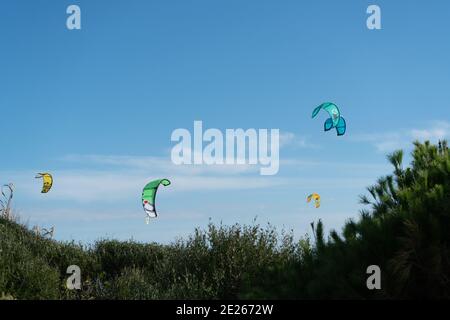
left=375, top=139, right=405, bottom=153
left=410, top=121, right=450, bottom=141
left=21, top=207, right=206, bottom=223
left=351, top=121, right=450, bottom=153
left=279, top=131, right=317, bottom=149
left=2, top=155, right=382, bottom=206
left=280, top=159, right=390, bottom=171
left=62, top=154, right=259, bottom=176
left=61, top=154, right=169, bottom=170
left=2, top=167, right=291, bottom=204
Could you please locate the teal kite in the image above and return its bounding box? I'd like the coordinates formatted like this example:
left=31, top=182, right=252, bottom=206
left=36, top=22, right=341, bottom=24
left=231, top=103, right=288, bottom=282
left=312, top=102, right=346, bottom=136
left=142, top=179, right=171, bottom=222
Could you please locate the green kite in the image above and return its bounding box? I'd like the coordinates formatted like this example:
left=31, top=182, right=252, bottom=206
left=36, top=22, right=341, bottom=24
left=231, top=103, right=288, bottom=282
left=142, top=179, right=171, bottom=223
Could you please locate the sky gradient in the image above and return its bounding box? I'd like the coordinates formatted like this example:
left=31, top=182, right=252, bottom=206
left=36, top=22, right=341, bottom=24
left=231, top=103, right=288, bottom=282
left=1, top=0, right=449, bottom=243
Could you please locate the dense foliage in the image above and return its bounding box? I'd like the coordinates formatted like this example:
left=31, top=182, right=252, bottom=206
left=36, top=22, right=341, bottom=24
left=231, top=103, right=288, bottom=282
left=1, top=141, right=449, bottom=299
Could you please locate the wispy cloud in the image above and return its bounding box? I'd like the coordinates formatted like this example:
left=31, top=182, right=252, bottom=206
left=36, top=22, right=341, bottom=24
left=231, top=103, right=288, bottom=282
left=61, top=155, right=169, bottom=170
left=410, top=121, right=450, bottom=141
left=25, top=207, right=206, bottom=223
left=3, top=166, right=291, bottom=203
left=3, top=151, right=386, bottom=205
left=280, top=159, right=390, bottom=171
left=350, top=132, right=404, bottom=153
left=62, top=154, right=259, bottom=175
left=351, top=121, right=450, bottom=153
left=279, top=131, right=318, bottom=149
left=2, top=130, right=397, bottom=228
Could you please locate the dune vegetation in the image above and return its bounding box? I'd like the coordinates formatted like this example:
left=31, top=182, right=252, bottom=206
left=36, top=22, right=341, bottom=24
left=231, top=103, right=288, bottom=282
left=0, top=141, right=449, bottom=299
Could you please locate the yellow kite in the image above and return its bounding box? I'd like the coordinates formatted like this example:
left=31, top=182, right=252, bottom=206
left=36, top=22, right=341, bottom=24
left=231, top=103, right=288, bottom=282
left=307, top=193, right=321, bottom=208
left=35, top=173, right=53, bottom=193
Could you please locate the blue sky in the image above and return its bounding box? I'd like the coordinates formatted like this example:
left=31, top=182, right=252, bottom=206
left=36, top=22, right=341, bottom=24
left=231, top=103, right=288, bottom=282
left=1, top=0, right=449, bottom=244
